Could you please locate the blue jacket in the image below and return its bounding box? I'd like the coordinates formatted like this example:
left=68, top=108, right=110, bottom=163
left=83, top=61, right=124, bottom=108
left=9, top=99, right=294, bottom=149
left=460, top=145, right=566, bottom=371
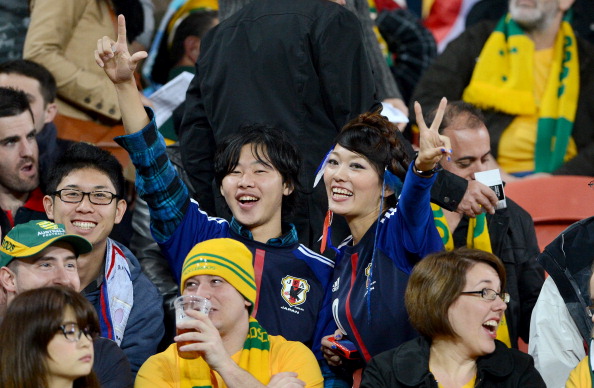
left=83, top=239, right=164, bottom=374
left=330, top=166, right=443, bottom=362
left=115, top=114, right=335, bottom=358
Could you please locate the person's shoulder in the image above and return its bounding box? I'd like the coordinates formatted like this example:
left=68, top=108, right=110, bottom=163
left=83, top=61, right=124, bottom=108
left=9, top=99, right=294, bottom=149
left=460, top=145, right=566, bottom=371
left=94, top=337, right=131, bottom=368
left=577, top=33, right=594, bottom=62
left=268, top=334, right=317, bottom=365
left=485, top=340, right=536, bottom=370
left=137, top=343, right=178, bottom=374
left=365, top=338, right=430, bottom=385
left=294, top=244, right=334, bottom=268
left=443, top=19, right=497, bottom=51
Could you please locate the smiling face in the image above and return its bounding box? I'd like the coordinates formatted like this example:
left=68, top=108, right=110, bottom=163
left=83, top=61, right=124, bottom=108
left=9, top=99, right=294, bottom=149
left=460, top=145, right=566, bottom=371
left=323, top=144, right=385, bottom=226
left=442, top=124, right=492, bottom=181
left=183, top=274, right=251, bottom=337
left=446, top=262, right=507, bottom=358
left=43, top=167, right=126, bottom=249
left=220, top=144, right=291, bottom=240
left=0, top=242, right=80, bottom=303
left=45, top=306, right=94, bottom=386
left=0, top=111, right=39, bottom=196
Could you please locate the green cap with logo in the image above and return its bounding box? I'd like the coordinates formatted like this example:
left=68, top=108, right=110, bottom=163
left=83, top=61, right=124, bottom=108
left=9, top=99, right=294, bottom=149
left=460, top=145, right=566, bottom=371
left=0, top=220, right=93, bottom=267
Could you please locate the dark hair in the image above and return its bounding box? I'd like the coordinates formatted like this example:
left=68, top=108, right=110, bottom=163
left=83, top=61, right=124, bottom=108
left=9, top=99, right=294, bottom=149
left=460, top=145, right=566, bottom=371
left=405, top=248, right=507, bottom=340
left=45, top=142, right=125, bottom=198
left=0, top=87, right=34, bottom=123
left=151, top=10, right=218, bottom=85
left=0, top=59, right=57, bottom=105
left=335, top=111, right=413, bottom=207
left=171, top=10, right=218, bottom=65
left=0, top=286, right=100, bottom=388
left=426, top=100, right=486, bottom=135
left=214, top=125, right=302, bottom=218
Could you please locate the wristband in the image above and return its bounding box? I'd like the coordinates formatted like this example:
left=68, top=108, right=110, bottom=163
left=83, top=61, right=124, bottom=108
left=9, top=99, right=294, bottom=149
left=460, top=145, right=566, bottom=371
left=413, top=163, right=440, bottom=177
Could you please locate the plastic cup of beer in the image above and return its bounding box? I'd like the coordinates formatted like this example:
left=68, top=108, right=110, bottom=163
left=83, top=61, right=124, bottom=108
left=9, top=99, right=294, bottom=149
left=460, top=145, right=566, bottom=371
left=174, top=295, right=211, bottom=359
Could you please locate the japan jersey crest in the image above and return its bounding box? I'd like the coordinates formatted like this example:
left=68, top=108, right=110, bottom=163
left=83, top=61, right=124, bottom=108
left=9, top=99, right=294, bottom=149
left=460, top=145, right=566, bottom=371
left=281, top=276, right=310, bottom=307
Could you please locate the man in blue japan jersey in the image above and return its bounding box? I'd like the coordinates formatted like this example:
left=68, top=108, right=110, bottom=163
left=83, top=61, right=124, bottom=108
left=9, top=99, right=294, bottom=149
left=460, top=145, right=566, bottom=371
left=96, top=15, right=335, bottom=362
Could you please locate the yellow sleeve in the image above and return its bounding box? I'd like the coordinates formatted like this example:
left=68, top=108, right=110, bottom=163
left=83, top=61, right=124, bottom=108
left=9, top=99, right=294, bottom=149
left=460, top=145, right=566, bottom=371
left=565, top=357, right=591, bottom=388
left=269, top=336, right=324, bottom=388
left=135, top=345, right=178, bottom=388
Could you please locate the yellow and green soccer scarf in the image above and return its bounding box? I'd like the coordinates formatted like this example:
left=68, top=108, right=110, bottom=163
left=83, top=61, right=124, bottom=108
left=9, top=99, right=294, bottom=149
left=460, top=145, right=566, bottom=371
left=432, top=204, right=511, bottom=347
left=462, top=13, right=579, bottom=173
left=178, top=317, right=271, bottom=388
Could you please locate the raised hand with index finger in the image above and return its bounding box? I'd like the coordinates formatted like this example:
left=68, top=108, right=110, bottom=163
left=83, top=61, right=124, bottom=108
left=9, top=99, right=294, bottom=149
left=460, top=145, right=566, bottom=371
left=95, top=14, right=147, bottom=85
left=414, top=97, right=452, bottom=173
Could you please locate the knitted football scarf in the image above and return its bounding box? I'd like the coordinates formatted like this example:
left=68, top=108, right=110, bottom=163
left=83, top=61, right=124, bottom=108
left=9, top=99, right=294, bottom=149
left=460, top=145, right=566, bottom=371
left=432, top=204, right=511, bottom=347
left=178, top=317, right=271, bottom=388
left=99, top=239, right=133, bottom=345
left=462, top=13, right=579, bottom=173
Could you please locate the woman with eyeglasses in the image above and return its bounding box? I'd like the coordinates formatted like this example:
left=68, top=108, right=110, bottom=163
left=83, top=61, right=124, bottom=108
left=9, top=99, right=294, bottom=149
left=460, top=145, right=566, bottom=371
left=0, top=286, right=100, bottom=388
left=361, top=248, right=546, bottom=388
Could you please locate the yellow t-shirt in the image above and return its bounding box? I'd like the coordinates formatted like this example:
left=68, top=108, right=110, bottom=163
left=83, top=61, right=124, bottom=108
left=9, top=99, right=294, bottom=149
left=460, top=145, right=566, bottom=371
left=135, top=335, right=323, bottom=388
left=436, top=375, right=476, bottom=388
left=498, top=48, right=577, bottom=173
left=565, top=356, right=590, bottom=387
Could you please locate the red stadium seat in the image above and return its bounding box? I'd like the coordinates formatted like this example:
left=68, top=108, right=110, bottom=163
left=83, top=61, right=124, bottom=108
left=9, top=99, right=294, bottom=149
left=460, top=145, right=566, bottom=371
left=504, top=175, right=594, bottom=251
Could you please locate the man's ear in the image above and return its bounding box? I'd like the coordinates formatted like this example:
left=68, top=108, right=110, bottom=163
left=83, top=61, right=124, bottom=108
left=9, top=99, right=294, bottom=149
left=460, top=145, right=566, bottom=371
left=184, top=35, right=202, bottom=64
left=283, top=182, right=294, bottom=196
left=44, top=102, right=58, bottom=123
left=0, top=266, right=17, bottom=293
left=43, top=195, right=55, bottom=220
left=113, top=199, right=127, bottom=225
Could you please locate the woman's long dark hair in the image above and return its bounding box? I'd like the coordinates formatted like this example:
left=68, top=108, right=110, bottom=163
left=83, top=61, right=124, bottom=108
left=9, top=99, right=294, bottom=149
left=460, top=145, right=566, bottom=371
left=0, top=286, right=100, bottom=388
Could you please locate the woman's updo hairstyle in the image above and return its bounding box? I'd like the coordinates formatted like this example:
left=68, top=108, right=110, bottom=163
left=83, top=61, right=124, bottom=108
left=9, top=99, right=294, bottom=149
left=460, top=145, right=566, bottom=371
left=335, top=110, right=413, bottom=184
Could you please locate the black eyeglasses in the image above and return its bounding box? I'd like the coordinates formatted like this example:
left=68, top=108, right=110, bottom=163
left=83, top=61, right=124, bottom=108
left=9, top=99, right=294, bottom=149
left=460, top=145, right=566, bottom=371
left=460, top=288, right=510, bottom=303
left=589, top=180, right=594, bottom=189
left=51, top=189, right=120, bottom=205
left=58, top=323, right=97, bottom=342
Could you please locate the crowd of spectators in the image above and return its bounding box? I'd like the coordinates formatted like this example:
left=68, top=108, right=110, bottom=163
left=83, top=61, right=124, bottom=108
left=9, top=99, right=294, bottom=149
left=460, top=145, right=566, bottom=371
left=0, top=0, right=593, bottom=387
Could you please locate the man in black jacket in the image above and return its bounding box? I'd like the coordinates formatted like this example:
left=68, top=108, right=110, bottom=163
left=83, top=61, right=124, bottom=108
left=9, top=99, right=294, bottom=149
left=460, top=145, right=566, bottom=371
left=413, top=0, right=594, bottom=178
left=432, top=101, right=544, bottom=348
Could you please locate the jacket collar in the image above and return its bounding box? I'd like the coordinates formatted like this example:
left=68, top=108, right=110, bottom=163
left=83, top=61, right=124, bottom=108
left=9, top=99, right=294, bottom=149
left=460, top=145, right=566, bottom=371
left=229, top=217, right=298, bottom=247
left=394, top=337, right=515, bottom=385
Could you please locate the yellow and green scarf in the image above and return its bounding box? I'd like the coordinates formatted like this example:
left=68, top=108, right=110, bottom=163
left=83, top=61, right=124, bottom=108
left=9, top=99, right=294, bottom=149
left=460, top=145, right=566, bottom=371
left=178, top=317, right=271, bottom=388
left=432, top=204, right=511, bottom=347
left=462, top=13, right=579, bottom=173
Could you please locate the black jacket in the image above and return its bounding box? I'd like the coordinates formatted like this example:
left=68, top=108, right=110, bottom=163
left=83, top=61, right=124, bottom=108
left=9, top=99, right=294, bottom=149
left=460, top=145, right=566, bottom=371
left=452, top=198, right=544, bottom=347
left=361, top=337, right=546, bottom=388
left=412, top=20, right=594, bottom=176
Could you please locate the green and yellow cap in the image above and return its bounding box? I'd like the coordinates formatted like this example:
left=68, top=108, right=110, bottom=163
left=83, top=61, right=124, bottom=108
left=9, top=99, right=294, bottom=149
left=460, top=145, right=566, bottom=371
left=180, top=238, right=256, bottom=312
left=0, top=220, right=93, bottom=267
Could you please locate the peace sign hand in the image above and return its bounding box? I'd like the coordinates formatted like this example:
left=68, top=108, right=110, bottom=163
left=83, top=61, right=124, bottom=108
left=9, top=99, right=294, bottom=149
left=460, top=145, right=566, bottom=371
left=414, top=97, right=451, bottom=171
left=94, top=14, right=147, bottom=85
